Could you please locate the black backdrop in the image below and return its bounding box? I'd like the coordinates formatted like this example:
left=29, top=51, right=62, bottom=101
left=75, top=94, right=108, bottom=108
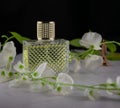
left=0, top=0, right=120, bottom=53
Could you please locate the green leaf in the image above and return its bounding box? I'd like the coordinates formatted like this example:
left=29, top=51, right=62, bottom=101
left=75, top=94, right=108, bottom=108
left=106, top=43, right=117, bottom=53
left=10, top=32, right=30, bottom=44
left=107, top=53, right=120, bottom=60
left=92, top=50, right=101, bottom=55
left=70, top=39, right=81, bottom=47
left=1, top=35, right=8, bottom=39
left=70, top=51, right=81, bottom=60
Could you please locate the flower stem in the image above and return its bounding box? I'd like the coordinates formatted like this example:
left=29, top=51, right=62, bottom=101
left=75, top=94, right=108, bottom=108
left=102, top=41, right=120, bottom=46
left=78, top=47, right=94, bottom=59
left=39, top=77, right=120, bottom=91
left=2, top=36, right=15, bottom=46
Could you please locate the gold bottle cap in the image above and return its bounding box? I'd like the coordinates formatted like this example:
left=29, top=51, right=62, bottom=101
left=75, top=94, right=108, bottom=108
left=37, top=21, right=55, bottom=41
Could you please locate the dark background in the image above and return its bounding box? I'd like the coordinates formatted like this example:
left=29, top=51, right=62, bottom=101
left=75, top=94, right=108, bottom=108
left=0, top=0, right=120, bottom=53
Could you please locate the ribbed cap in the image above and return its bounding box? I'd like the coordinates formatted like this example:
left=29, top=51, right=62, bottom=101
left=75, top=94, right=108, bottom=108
left=37, top=21, right=55, bottom=40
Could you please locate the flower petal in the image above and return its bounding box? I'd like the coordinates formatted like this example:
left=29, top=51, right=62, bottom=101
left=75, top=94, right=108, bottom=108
left=83, top=54, right=103, bottom=71
left=9, top=75, right=31, bottom=88
left=116, top=76, right=120, bottom=88
left=32, top=62, right=47, bottom=78
left=70, top=59, right=81, bottom=72
left=0, top=41, right=16, bottom=67
left=0, top=69, right=7, bottom=82
left=55, top=73, right=74, bottom=95
left=106, top=78, right=114, bottom=95
left=14, top=61, right=27, bottom=73
left=80, top=32, right=102, bottom=50
left=84, top=89, right=99, bottom=101
left=41, top=66, right=56, bottom=77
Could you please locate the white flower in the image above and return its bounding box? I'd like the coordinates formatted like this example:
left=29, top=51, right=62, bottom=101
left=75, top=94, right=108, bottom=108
left=9, top=61, right=32, bottom=88
left=116, top=76, right=120, bottom=88
left=9, top=75, right=31, bottom=88
left=0, top=69, right=7, bottom=82
left=32, top=62, right=56, bottom=79
left=14, top=61, right=27, bottom=73
left=0, top=69, right=14, bottom=82
left=31, top=62, right=47, bottom=78
left=31, top=63, right=56, bottom=92
left=84, top=89, right=99, bottom=101
left=55, top=73, right=74, bottom=95
left=70, top=59, right=81, bottom=72
left=30, top=81, right=43, bottom=92
left=80, top=32, right=102, bottom=50
left=0, top=41, right=16, bottom=67
left=106, top=77, right=120, bottom=96
left=83, top=54, right=103, bottom=71
left=106, top=78, right=114, bottom=95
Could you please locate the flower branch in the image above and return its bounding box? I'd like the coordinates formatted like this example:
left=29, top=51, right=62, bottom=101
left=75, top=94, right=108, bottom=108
left=0, top=31, right=120, bottom=101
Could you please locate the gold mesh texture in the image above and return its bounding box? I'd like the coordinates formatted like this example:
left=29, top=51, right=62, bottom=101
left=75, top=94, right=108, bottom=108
left=23, top=39, right=69, bottom=73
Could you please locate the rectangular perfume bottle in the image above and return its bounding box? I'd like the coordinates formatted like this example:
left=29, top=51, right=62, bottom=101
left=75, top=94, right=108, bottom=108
left=23, top=21, right=69, bottom=73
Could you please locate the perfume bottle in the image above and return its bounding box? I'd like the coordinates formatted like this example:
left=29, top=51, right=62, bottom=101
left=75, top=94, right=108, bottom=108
left=23, top=21, right=69, bottom=73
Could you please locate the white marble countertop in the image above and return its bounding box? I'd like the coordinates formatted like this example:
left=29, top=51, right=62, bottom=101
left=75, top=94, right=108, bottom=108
left=0, top=54, right=120, bottom=108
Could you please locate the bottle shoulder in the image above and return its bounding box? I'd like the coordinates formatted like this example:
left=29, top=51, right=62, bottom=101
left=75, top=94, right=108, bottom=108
left=23, top=39, right=69, bottom=46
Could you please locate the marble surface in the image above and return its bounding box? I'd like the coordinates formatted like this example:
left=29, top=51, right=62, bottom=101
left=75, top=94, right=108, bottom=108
left=0, top=54, right=120, bottom=108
